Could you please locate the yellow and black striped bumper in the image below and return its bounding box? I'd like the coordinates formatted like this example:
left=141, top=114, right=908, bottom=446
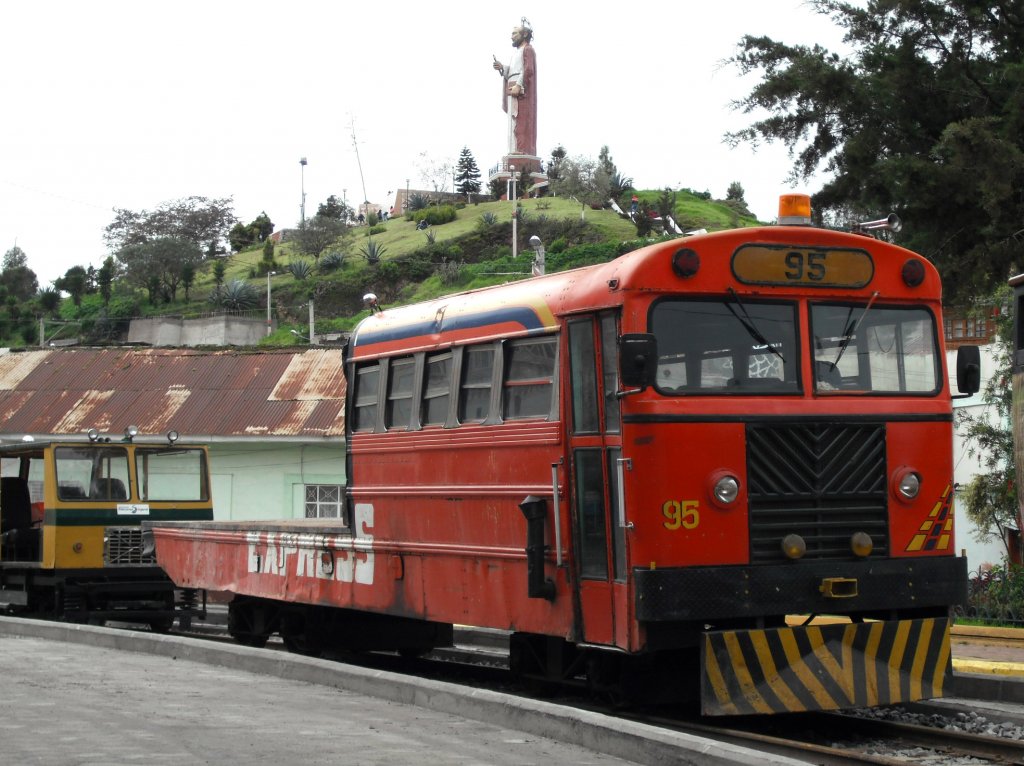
left=701, top=617, right=951, bottom=715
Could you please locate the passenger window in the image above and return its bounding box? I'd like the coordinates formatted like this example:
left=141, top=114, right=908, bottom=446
left=421, top=352, right=452, bottom=426
left=352, top=363, right=380, bottom=432
left=384, top=357, right=415, bottom=429
left=458, top=345, right=494, bottom=423
left=503, top=337, right=556, bottom=420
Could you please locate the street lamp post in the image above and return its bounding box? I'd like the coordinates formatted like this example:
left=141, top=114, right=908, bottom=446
left=300, top=157, right=308, bottom=225
left=509, top=165, right=517, bottom=260
left=266, top=271, right=277, bottom=337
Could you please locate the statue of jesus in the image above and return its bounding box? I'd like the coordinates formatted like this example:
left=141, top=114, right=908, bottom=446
left=492, top=20, right=537, bottom=157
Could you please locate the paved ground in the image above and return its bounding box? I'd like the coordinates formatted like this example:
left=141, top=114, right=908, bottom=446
left=0, top=620, right=801, bottom=766
left=0, top=634, right=639, bottom=766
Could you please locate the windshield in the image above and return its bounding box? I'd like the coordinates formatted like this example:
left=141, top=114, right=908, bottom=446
left=811, top=303, right=940, bottom=394
left=650, top=299, right=800, bottom=394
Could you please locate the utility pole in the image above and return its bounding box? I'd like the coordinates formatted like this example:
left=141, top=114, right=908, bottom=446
left=300, top=157, right=308, bottom=225
left=350, top=117, right=369, bottom=213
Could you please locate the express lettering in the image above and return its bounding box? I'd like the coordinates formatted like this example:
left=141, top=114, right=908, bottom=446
left=245, top=502, right=375, bottom=585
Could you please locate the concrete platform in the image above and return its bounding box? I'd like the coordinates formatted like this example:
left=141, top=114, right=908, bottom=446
left=0, top=617, right=805, bottom=766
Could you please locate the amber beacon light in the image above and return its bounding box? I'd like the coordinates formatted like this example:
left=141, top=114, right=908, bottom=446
left=778, top=194, right=812, bottom=225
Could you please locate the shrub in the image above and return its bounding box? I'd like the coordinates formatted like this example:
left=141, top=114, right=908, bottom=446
left=548, top=237, right=567, bottom=254
left=367, top=224, right=386, bottom=236
left=413, top=205, right=456, bottom=226
left=436, top=257, right=466, bottom=286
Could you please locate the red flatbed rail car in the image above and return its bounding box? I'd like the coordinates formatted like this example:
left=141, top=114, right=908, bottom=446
left=150, top=196, right=978, bottom=714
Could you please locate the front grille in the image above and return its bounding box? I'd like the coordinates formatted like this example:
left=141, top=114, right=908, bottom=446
left=747, top=422, right=888, bottom=562
left=104, top=526, right=155, bottom=566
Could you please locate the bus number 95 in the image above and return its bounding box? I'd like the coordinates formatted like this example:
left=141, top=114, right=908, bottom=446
left=785, top=250, right=826, bottom=281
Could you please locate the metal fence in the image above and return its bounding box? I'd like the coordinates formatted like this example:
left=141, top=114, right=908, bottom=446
left=956, top=564, right=1024, bottom=626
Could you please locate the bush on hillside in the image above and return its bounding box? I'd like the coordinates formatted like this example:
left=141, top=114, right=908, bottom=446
left=413, top=205, right=457, bottom=226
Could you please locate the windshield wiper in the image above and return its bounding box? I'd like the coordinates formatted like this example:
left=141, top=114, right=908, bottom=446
left=725, top=288, right=785, bottom=363
left=827, top=290, right=879, bottom=371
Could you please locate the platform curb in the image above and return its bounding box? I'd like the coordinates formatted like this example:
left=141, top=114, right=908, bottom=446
left=0, top=616, right=806, bottom=766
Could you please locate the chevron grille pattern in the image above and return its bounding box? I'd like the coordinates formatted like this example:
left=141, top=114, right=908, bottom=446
left=746, top=422, right=888, bottom=561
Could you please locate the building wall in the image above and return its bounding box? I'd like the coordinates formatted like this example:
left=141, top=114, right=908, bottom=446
left=950, top=343, right=1006, bottom=571
left=128, top=316, right=271, bottom=347
left=209, top=442, right=346, bottom=521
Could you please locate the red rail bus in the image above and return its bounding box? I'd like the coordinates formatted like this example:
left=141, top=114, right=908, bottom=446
left=149, top=195, right=978, bottom=714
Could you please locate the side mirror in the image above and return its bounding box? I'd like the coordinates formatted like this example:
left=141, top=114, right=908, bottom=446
left=956, top=344, right=981, bottom=396
left=619, top=333, right=658, bottom=388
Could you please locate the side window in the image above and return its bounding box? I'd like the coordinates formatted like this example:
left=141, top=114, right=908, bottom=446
left=569, top=320, right=599, bottom=434
left=384, top=357, right=416, bottom=429
left=503, top=336, right=556, bottom=420
left=422, top=352, right=452, bottom=426
left=352, top=363, right=380, bottom=432
left=458, top=345, right=494, bottom=423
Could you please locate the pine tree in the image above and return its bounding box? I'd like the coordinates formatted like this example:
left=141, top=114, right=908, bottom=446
left=455, top=147, right=481, bottom=200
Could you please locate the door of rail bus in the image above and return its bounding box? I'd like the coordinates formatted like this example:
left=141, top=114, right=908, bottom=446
left=567, top=313, right=629, bottom=646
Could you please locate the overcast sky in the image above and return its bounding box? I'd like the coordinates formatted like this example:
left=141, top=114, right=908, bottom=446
left=0, top=1, right=846, bottom=287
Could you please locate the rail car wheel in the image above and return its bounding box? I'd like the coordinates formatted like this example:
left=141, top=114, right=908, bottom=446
left=149, top=617, right=174, bottom=633
left=227, top=597, right=273, bottom=648
left=279, top=610, right=325, bottom=657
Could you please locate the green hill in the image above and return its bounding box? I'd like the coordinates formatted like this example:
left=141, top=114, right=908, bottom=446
left=47, top=190, right=759, bottom=347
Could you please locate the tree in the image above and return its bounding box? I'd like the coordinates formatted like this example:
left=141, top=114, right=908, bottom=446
left=455, top=147, right=482, bottom=200
left=117, top=237, right=203, bottom=303
left=104, top=196, right=237, bottom=255
left=547, top=145, right=567, bottom=186
left=96, top=257, right=116, bottom=307
left=550, top=155, right=611, bottom=219
left=317, top=195, right=352, bottom=222
left=1, top=246, right=38, bottom=303
left=656, top=188, right=678, bottom=235
left=958, top=289, right=1018, bottom=561
left=250, top=211, right=274, bottom=242
left=727, top=0, right=1024, bottom=304
left=55, top=266, right=88, bottom=308
left=229, top=222, right=256, bottom=252
left=3, top=245, right=27, bottom=271
left=181, top=263, right=196, bottom=302
left=36, top=288, right=61, bottom=316
left=417, top=152, right=454, bottom=196
left=292, top=215, right=350, bottom=262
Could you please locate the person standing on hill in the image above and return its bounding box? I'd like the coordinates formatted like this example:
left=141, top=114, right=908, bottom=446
left=493, top=20, right=537, bottom=157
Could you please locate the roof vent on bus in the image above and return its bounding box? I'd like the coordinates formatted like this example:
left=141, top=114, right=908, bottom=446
left=778, top=194, right=812, bottom=225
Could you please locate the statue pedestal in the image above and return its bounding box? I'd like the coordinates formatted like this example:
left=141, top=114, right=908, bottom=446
left=489, top=154, right=548, bottom=198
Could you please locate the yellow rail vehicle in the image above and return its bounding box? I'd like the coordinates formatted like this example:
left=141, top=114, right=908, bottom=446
left=0, top=430, right=212, bottom=629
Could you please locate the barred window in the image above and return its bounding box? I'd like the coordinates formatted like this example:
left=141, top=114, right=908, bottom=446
left=305, top=484, right=342, bottom=519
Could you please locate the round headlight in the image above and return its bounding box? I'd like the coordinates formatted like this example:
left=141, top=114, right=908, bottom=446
left=851, top=531, right=873, bottom=557
left=781, top=533, right=806, bottom=560
left=898, top=472, right=921, bottom=500
left=713, top=475, right=740, bottom=505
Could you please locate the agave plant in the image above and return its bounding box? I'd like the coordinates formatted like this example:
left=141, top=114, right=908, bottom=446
left=209, top=279, right=259, bottom=310
left=360, top=238, right=388, bottom=265
left=287, top=258, right=313, bottom=280
left=477, top=212, right=498, bottom=228
left=319, top=251, right=346, bottom=273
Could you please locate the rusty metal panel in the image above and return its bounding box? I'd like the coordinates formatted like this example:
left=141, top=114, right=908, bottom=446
left=0, top=348, right=346, bottom=439
left=270, top=350, right=346, bottom=402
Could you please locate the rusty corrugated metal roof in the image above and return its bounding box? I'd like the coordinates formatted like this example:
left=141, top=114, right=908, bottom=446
left=0, top=348, right=346, bottom=440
